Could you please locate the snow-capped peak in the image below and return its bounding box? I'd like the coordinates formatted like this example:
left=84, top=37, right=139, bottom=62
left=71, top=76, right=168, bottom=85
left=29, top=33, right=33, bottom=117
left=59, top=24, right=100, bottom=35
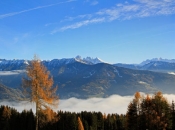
left=83, top=57, right=104, bottom=64
left=75, top=55, right=83, bottom=62
left=75, top=55, right=105, bottom=64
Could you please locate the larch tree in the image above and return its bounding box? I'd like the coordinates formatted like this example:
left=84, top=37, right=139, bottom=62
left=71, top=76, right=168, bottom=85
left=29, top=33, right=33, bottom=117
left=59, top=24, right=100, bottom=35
left=78, top=117, right=84, bottom=130
left=134, top=92, right=141, bottom=115
left=127, top=91, right=172, bottom=130
left=22, top=56, right=59, bottom=130
left=149, top=91, right=171, bottom=129
left=0, top=106, right=11, bottom=130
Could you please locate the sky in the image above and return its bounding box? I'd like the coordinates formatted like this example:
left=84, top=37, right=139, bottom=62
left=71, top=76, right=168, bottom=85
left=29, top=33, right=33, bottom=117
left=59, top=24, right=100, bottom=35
left=0, top=0, right=175, bottom=64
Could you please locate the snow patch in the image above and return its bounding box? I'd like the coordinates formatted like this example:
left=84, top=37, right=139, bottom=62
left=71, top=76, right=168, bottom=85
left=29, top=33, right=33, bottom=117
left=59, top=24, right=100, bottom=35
left=114, top=69, right=122, bottom=77
left=107, top=72, right=111, bottom=77
left=138, top=81, right=149, bottom=86
left=83, top=76, right=91, bottom=78
left=24, top=60, right=29, bottom=65
left=83, top=71, right=95, bottom=78
left=168, top=72, right=175, bottom=75
left=109, top=80, right=117, bottom=83
left=154, top=63, right=157, bottom=66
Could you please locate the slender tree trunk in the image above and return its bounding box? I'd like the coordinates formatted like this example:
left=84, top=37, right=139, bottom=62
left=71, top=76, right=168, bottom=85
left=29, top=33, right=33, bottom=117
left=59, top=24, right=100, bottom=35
left=36, top=71, right=38, bottom=130
left=36, top=101, right=38, bottom=130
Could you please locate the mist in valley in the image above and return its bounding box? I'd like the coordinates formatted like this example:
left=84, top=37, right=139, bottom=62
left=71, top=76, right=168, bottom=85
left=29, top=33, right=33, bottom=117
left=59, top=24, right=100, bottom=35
left=1, top=93, right=175, bottom=114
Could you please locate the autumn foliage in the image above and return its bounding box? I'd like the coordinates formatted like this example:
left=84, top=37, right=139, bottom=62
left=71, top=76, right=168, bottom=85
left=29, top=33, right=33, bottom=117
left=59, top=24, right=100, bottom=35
left=78, top=117, right=84, bottom=130
left=22, top=56, right=58, bottom=130
left=126, top=91, right=172, bottom=130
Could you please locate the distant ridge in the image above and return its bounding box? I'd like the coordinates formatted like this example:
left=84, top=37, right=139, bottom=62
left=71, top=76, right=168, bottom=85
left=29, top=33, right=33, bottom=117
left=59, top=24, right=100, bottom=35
left=114, top=58, right=175, bottom=72
left=1, top=56, right=175, bottom=72
left=0, top=56, right=105, bottom=71
left=0, top=83, right=24, bottom=101
left=140, top=58, right=175, bottom=66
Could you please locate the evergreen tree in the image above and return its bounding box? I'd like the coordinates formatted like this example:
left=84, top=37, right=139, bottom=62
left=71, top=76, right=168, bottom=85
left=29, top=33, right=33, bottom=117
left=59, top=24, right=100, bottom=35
left=140, top=94, right=152, bottom=130
left=118, top=114, right=127, bottom=130
left=140, top=92, right=171, bottom=130
left=171, top=100, right=175, bottom=130
left=126, top=101, right=138, bottom=130
left=126, top=92, right=142, bottom=130
left=96, top=112, right=104, bottom=130
left=0, top=106, right=11, bottom=130
left=8, top=107, right=19, bottom=130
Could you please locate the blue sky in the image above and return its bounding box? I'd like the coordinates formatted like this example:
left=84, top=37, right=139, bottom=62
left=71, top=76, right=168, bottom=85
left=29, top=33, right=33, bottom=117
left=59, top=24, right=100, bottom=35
left=0, top=0, right=175, bottom=64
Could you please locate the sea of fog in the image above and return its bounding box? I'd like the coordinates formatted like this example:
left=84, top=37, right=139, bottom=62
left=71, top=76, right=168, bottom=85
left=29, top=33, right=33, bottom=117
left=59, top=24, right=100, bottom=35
left=1, top=94, right=175, bottom=114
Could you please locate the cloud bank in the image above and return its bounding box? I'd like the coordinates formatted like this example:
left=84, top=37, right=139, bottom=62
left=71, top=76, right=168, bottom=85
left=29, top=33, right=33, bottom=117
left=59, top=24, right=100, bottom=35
left=0, top=70, right=25, bottom=75
left=1, top=93, right=175, bottom=114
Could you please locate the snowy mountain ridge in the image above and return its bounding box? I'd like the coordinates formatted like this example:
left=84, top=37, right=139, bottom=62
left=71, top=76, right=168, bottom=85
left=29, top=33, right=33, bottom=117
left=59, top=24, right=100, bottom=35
left=1, top=57, right=175, bottom=71
left=0, top=56, right=105, bottom=71
left=75, top=55, right=104, bottom=64
left=140, top=58, right=175, bottom=66
left=0, top=59, right=29, bottom=65
left=1, top=57, right=174, bottom=66
left=0, top=56, right=104, bottom=65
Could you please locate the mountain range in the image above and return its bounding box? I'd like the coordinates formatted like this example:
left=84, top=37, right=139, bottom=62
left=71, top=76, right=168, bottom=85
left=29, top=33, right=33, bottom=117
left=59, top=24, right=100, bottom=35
left=0, top=56, right=175, bottom=99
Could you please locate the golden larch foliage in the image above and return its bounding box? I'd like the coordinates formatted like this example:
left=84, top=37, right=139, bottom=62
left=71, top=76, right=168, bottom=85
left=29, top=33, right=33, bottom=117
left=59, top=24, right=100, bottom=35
left=22, top=55, right=59, bottom=130
left=103, top=113, right=107, bottom=119
left=134, top=91, right=141, bottom=103
left=78, top=117, right=84, bottom=130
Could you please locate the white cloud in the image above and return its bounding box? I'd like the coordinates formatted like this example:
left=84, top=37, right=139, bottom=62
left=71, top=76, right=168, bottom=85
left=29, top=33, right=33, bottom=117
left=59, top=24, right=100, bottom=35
left=1, top=93, right=175, bottom=114
left=91, top=1, right=99, bottom=6
left=58, top=95, right=132, bottom=114
left=57, top=0, right=175, bottom=31
left=0, top=70, right=25, bottom=75
left=52, top=18, right=105, bottom=33
left=0, top=95, right=132, bottom=114
left=60, top=14, right=93, bottom=22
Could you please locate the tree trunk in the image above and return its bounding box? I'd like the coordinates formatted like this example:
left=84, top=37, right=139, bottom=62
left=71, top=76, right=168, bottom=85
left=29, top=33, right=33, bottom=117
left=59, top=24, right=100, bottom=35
left=36, top=101, right=38, bottom=130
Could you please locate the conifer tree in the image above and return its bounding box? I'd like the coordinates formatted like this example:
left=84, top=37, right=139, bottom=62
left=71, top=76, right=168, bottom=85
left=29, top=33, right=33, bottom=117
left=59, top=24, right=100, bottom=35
left=140, top=92, right=171, bottom=130
left=0, top=106, right=11, bottom=130
left=126, top=92, right=141, bottom=130
left=172, top=100, right=175, bottom=130
left=23, top=55, right=59, bottom=130
left=126, top=101, right=138, bottom=130
left=151, top=92, right=171, bottom=129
